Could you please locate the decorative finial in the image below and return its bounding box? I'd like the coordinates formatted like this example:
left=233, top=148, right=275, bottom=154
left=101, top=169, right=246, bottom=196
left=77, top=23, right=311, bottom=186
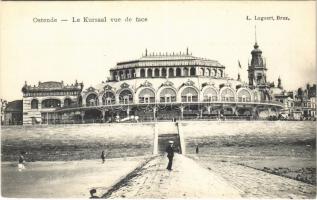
left=145, top=48, right=148, bottom=56
left=186, top=47, right=189, bottom=55
left=255, top=25, right=257, bottom=44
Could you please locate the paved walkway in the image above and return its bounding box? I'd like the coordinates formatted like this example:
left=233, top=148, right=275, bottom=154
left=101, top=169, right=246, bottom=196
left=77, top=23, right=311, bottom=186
left=104, top=154, right=242, bottom=198
left=195, top=157, right=316, bottom=199
left=103, top=154, right=316, bottom=199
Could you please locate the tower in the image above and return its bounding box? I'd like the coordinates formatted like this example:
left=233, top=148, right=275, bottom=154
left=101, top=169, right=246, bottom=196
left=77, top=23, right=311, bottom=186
left=248, top=27, right=268, bottom=88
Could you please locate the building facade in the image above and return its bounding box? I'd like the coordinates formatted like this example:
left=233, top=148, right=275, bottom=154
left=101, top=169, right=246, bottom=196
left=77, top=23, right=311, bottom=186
left=20, top=42, right=286, bottom=125
left=22, top=81, right=83, bottom=124
left=3, top=100, right=23, bottom=125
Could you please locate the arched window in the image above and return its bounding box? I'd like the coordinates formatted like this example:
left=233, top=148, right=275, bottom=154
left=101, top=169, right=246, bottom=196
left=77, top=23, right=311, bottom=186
left=220, top=88, right=235, bottom=102
left=119, top=90, right=133, bottom=104
left=213, top=69, right=217, bottom=77
left=86, top=93, right=98, bottom=106
left=125, top=70, right=130, bottom=79
left=154, top=68, right=160, bottom=77
left=168, top=68, right=174, bottom=77
left=183, top=68, right=189, bottom=76
left=31, top=99, right=38, bottom=109
left=176, top=68, right=181, bottom=77
left=119, top=71, right=124, bottom=80
left=190, top=67, right=196, bottom=76
left=102, top=91, right=115, bottom=105
left=219, top=70, right=223, bottom=77
left=203, top=87, right=218, bottom=102
left=147, top=69, right=153, bottom=78
left=42, top=99, right=61, bottom=108
left=181, top=87, right=198, bottom=102
left=139, top=88, right=155, bottom=103
left=64, top=98, right=72, bottom=107
left=160, top=88, right=176, bottom=103
left=131, top=69, right=136, bottom=78
left=199, top=68, right=204, bottom=76
left=237, top=89, right=251, bottom=102
left=206, top=68, right=211, bottom=76
left=140, top=69, right=146, bottom=78
left=162, top=68, right=167, bottom=77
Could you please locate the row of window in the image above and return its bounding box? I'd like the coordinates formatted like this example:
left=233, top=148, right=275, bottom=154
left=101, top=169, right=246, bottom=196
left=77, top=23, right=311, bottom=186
left=31, top=98, right=73, bottom=109
left=24, top=91, right=79, bottom=97
left=30, top=88, right=255, bottom=109
left=112, top=67, right=224, bottom=81
left=85, top=87, right=254, bottom=106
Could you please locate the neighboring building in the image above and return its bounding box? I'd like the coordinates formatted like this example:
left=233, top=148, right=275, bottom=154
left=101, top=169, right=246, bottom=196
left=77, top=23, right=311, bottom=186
left=21, top=81, right=83, bottom=125
left=282, top=84, right=316, bottom=120
left=1, top=99, right=8, bottom=125
left=3, top=100, right=23, bottom=125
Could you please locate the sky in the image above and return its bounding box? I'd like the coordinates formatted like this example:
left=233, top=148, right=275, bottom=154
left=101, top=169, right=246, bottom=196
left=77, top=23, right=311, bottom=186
left=0, top=1, right=316, bottom=101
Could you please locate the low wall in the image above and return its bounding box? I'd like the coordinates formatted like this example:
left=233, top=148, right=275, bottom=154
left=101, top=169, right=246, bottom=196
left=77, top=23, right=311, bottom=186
left=1, top=123, right=155, bottom=161
left=180, top=121, right=316, bottom=157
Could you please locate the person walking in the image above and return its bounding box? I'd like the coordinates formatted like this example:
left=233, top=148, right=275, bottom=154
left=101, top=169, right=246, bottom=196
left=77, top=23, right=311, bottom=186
left=18, top=151, right=26, bottom=172
left=101, top=150, right=106, bottom=164
left=166, top=141, right=174, bottom=171
left=195, top=144, right=199, bottom=154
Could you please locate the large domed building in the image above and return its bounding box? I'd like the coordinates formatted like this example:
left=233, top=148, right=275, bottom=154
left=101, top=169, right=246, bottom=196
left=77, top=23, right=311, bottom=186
left=22, top=43, right=283, bottom=124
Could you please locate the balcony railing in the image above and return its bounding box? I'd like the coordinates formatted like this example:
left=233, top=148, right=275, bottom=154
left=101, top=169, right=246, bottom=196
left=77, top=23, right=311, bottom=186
left=53, top=100, right=283, bottom=113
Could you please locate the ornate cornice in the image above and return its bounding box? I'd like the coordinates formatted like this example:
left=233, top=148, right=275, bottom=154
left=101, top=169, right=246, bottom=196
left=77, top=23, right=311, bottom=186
left=161, top=80, right=174, bottom=87
left=183, top=79, right=195, bottom=87
left=139, top=80, right=153, bottom=88
left=120, top=82, right=130, bottom=89
left=104, top=85, right=113, bottom=91
left=202, top=81, right=215, bottom=88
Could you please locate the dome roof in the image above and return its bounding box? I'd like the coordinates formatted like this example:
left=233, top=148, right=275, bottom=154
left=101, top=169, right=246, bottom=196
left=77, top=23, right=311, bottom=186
left=251, top=43, right=262, bottom=54
left=112, top=53, right=224, bottom=70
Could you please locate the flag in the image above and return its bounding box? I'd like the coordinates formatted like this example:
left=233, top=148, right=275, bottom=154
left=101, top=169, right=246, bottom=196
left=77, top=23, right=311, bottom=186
left=238, top=60, right=242, bottom=69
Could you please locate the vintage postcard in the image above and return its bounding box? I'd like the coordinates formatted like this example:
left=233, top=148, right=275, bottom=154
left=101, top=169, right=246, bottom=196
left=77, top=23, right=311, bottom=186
left=0, top=1, right=316, bottom=199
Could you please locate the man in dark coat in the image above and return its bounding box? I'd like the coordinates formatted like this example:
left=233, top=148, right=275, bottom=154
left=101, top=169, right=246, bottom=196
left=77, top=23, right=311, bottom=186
left=166, top=141, right=174, bottom=171
left=101, top=150, right=106, bottom=164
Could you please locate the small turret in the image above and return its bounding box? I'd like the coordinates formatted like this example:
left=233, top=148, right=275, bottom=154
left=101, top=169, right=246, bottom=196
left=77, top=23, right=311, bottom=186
left=277, top=76, right=283, bottom=89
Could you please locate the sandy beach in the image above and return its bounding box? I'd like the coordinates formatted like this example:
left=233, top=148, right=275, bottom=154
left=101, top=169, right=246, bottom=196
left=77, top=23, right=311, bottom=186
left=1, top=156, right=150, bottom=198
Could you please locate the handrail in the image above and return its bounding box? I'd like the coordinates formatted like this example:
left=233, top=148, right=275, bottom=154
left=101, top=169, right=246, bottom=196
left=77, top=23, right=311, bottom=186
left=54, top=100, right=283, bottom=112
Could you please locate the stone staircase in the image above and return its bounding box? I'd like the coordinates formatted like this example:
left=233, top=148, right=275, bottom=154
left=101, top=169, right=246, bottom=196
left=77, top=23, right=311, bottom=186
left=153, top=122, right=184, bottom=155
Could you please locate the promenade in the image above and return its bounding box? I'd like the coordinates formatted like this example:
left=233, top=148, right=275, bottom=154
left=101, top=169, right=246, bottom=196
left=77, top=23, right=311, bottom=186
left=103, top=154, right=316, bottom=199
left=103, top=154, right=242, bottom=198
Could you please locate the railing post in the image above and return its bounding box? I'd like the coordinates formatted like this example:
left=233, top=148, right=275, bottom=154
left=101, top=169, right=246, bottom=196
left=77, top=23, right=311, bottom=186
left=153, top=123, right=158, bottom=155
